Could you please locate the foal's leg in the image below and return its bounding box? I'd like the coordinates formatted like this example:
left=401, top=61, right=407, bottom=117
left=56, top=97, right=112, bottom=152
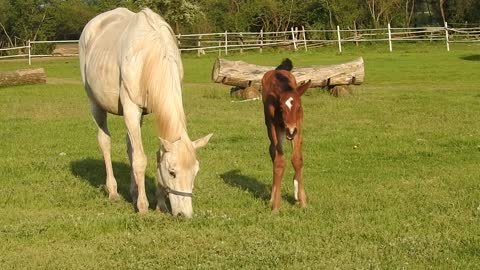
left=291, top=132, right=307, bottom=208
left=121, top=92, right=149, bottom=213
left=267, top=124, right=286, bottom=212
left=90, top=102, right=119, bottom=200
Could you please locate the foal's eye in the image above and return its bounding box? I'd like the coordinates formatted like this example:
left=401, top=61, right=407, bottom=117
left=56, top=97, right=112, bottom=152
left=169, top=169, right=176, bottom=178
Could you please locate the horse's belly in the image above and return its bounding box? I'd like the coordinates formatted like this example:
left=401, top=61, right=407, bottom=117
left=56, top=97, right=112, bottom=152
left=85, top=66, right=122, bottom=115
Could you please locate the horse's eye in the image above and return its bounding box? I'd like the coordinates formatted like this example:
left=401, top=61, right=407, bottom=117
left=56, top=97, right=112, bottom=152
left=169, top=170, right=176, bottom=178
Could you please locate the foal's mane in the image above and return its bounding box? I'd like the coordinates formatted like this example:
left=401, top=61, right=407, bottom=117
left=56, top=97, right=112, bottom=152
left=139, top=9, right=186, bottom=142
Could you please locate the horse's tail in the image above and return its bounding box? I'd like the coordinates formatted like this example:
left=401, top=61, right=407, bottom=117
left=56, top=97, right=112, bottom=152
left=276, top=58, right=293, bottom=71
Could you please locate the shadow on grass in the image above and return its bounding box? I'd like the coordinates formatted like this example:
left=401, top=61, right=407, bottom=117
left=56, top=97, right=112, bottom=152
left=460, top=55, right=480, bottom=61
left=221, top=169, right=270, bottom=201
left=220, top=169, right=296, bottom=205
left=70, top=158, right=156, bottom=208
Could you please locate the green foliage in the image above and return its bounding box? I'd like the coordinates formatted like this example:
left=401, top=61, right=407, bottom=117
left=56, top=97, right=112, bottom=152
left=51, top=0, right=97, bottom=39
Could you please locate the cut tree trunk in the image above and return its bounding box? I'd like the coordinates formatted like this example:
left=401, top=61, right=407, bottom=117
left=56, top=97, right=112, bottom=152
left=0, top=68, right=46, bottom=87
left=212, top=57, right=364, bottom=89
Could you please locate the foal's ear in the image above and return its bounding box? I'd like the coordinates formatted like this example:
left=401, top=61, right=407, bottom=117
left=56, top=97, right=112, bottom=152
left=193, top=133, right=213, bottom=149
left=159, top=137, right=175, bottom=152
left=296, top=80, right=312, bottom=96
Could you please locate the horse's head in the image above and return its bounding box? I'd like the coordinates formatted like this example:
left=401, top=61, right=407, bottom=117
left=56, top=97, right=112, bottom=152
left=156, top=133, right=213, bottom=218
left=278, top=80, right=312, bottom=140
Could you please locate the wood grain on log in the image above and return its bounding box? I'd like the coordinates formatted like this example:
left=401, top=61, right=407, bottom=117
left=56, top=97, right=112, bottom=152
left=212, top=57, right=364, bottom=89
left=0, top=68, right=46, bottom=87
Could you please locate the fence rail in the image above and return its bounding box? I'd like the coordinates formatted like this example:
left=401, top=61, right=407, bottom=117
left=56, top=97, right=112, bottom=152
left=1, top=24, right=479, bottom=64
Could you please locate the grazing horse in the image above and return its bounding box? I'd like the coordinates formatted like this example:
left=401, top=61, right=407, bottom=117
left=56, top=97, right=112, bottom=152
left=79, top=8, right=212, bottom=218
left=262, top=59, right=311, bottom=212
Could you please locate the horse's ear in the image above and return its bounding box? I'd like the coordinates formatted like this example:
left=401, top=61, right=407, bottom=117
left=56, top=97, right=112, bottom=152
left=193, top=133, right=213, bottom=149
left=159, top=137, right=174, bottom=152
left=296, top=80, right=312, bottom=96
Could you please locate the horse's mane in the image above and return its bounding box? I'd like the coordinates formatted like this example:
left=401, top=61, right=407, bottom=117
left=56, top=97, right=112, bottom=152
left=138, top=8, right=186, bottom=142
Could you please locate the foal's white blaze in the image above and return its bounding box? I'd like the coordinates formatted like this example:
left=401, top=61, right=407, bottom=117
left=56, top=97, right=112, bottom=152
left=285, top=97, right=293, bottom=110
left=294, top=179, right=299, bottom=201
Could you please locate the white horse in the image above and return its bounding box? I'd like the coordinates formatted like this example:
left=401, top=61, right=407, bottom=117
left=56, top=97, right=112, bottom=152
left=79, top=8, right=212, bottom=218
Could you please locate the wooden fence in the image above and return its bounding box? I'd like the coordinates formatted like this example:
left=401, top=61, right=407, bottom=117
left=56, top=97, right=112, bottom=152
left=1, top=23, right=479, bottom=64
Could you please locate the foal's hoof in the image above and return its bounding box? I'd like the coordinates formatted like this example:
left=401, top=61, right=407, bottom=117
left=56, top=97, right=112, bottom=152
left=271, top=208, right=280, bottom=215
left=298, top=201, right=307, bottom=209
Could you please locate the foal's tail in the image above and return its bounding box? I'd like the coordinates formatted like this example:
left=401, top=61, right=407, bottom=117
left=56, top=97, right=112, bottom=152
left=276, top=58, right=293, bottom=71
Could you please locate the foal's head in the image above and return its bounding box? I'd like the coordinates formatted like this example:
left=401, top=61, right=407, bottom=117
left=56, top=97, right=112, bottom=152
left=275, top=70, right=311, bottom=140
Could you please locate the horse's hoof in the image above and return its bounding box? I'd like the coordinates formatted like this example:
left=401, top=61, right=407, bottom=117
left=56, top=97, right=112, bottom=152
left=136, top=201, right=149, bottom=213
left=271, top=208, right=280, bottom=215
left=109, top=193, right=121, bottom=201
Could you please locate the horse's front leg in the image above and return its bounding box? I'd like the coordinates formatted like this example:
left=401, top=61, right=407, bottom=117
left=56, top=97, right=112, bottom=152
left=269, top=125, right=286, bottom=212
left=155, top=151, right=169, bottom=213
left=291, top=131, right=306, bottom=208
left=121, top=91, right=149, bottom=213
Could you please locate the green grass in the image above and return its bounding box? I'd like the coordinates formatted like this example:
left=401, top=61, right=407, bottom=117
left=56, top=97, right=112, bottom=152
left=1, top=42, right=479, bottom=269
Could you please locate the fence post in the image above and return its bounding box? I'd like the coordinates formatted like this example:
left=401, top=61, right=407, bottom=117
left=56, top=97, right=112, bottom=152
left=28, top=40, right=31, bottom=65
left=444, top=21, right=450, bottom=52
left=388, top=23, right=393, bottom=52
left=197, top=35, right=202, bottom=57
left=239, top=32, right=243, bottom=54
left=336, top=25, right=342, bottom=53
left=302, top=26, right=308, bottom=51
left=224, top=31, right=228, bottom=55
left=290, top=27, right=298, bottom=51
left=260, top=29, right=264, bottom=53
left=218, top=40, right=221, bottom=56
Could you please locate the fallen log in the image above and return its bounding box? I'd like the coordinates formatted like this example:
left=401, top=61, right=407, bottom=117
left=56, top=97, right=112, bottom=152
left=212, top=57, right=364, bottom=89
left=0, top=68, right=46, bottom=87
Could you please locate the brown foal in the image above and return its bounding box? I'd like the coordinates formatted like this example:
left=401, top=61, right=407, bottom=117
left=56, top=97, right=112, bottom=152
left=262, top=58, right=311, bottom=212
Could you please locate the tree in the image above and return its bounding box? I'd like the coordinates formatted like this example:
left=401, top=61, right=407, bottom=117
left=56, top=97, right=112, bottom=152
left=51, top=0, right=97, bottom=39
left=326, top=0, right=370, bottom=29
left=135, top=0, right=203, bottom=33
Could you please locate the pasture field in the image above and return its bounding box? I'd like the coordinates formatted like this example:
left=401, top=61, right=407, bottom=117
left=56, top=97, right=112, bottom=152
left=0, top=43, right=479, bottom=269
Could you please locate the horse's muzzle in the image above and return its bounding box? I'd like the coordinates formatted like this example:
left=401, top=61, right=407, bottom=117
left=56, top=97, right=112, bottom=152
left=286, top=127, right=297, bottom=140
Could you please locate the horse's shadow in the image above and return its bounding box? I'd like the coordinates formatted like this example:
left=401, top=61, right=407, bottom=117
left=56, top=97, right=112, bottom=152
left=70, top=158, right=156, bottom=207
left=220, top=169, right=296, bottom=204
left=460, top=55, right=480, bottom=61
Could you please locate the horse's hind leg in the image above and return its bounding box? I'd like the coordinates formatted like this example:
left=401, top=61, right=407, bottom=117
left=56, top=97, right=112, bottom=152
left=90, top=102, right=120, bottom=200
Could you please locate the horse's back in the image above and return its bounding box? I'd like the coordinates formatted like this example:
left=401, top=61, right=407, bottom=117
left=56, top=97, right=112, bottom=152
left=79, top=8, right=135, bottom=115
left=80, top=8, right=182, bottom=116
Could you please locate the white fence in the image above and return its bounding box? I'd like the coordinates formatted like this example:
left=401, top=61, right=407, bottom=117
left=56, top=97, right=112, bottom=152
left=1, top=23, right=479, bottom=64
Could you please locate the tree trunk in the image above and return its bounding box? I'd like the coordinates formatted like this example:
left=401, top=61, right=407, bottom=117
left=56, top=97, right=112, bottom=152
left=212, top=57, right=364, bottom=89
left=0, top=68, right=46, bottom=87
left=439, top=0, right=446, bottom=23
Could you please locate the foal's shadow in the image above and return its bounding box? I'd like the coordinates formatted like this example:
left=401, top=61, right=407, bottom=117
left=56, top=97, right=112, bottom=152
left=221, top=170, right=270, bottom=201
left=220, top=169, right=296, bottom=204
left=70, top=158, right=156, bottom=207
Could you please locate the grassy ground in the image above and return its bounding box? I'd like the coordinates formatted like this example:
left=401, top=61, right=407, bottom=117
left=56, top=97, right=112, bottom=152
left=0, top=42, right=479, bottom=269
